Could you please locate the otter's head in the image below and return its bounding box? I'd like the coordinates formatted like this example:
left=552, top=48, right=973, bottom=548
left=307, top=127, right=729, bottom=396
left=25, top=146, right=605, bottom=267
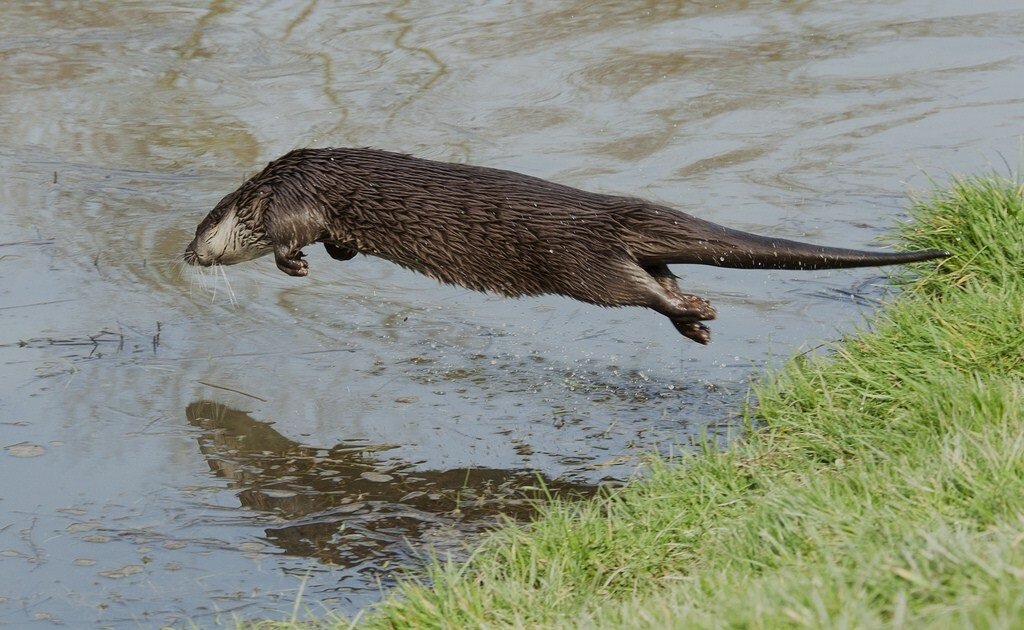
left=184, top=184, right=275, bottom=267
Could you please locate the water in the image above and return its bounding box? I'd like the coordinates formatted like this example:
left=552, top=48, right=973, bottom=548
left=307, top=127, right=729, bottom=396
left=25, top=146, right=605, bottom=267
left=1, top=1, right=1022, bottom=626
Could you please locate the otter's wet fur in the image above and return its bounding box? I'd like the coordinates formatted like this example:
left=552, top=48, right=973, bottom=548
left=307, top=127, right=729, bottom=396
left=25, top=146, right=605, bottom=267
left=184, top=148, right=949, bottom=344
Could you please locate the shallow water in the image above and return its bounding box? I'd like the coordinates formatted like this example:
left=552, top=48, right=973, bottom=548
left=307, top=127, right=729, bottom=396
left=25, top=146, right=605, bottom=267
left=1, top=1, right=1022, bottom=626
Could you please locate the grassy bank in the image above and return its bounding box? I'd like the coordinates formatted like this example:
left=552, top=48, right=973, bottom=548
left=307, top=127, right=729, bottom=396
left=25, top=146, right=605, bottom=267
left=266, top=177, right=1024, bottom=628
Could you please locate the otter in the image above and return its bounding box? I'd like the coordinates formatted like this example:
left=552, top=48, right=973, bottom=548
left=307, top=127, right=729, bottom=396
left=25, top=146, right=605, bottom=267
left=184, top=148, right=948, bottom=344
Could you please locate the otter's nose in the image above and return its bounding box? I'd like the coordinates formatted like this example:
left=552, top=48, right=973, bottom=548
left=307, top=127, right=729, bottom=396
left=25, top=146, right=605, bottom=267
left=183, top=241, right=212, bottom=266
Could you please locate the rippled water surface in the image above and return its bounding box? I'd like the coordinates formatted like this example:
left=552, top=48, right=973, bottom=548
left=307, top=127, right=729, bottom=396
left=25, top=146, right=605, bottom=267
left=2, top=1, right=1022, bottom=626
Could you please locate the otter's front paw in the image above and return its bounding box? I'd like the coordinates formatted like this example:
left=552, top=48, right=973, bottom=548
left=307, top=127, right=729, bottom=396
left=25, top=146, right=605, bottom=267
left=672, top=320, right=712, bottom=345
left=275, top=249, right=309, bottom=277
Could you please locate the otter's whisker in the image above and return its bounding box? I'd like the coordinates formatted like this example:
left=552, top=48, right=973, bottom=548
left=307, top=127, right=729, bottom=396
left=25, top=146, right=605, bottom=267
left=172, top=259, right=187, bottom=281
left=217, top=264, right=238, bottom=306
left=183, top=264, right=211, bottom=302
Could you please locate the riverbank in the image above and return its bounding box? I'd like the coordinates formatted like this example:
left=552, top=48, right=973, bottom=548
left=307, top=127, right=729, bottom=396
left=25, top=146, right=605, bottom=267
left=270, top=176, right=1024, bottom=628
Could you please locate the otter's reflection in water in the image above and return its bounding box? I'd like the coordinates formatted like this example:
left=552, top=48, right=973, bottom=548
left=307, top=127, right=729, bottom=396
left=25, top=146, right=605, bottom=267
left=185, top=402, right=598, bottom=572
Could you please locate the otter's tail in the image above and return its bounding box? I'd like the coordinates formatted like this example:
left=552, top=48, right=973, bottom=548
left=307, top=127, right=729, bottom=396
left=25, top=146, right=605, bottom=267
left=646, top=218, right=950, bottom=270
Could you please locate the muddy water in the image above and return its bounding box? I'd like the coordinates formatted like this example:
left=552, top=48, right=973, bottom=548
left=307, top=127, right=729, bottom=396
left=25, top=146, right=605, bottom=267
left=1, top=0, right=1022, bottom=625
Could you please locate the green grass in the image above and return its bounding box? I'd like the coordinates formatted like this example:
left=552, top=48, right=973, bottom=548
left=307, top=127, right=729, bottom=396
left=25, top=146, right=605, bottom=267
left=254, top=177, right=1024, bottom=629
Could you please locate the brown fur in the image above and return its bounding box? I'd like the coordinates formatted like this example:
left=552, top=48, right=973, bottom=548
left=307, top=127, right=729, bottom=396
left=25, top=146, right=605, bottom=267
left=185, top=148, right=949, bottom=343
